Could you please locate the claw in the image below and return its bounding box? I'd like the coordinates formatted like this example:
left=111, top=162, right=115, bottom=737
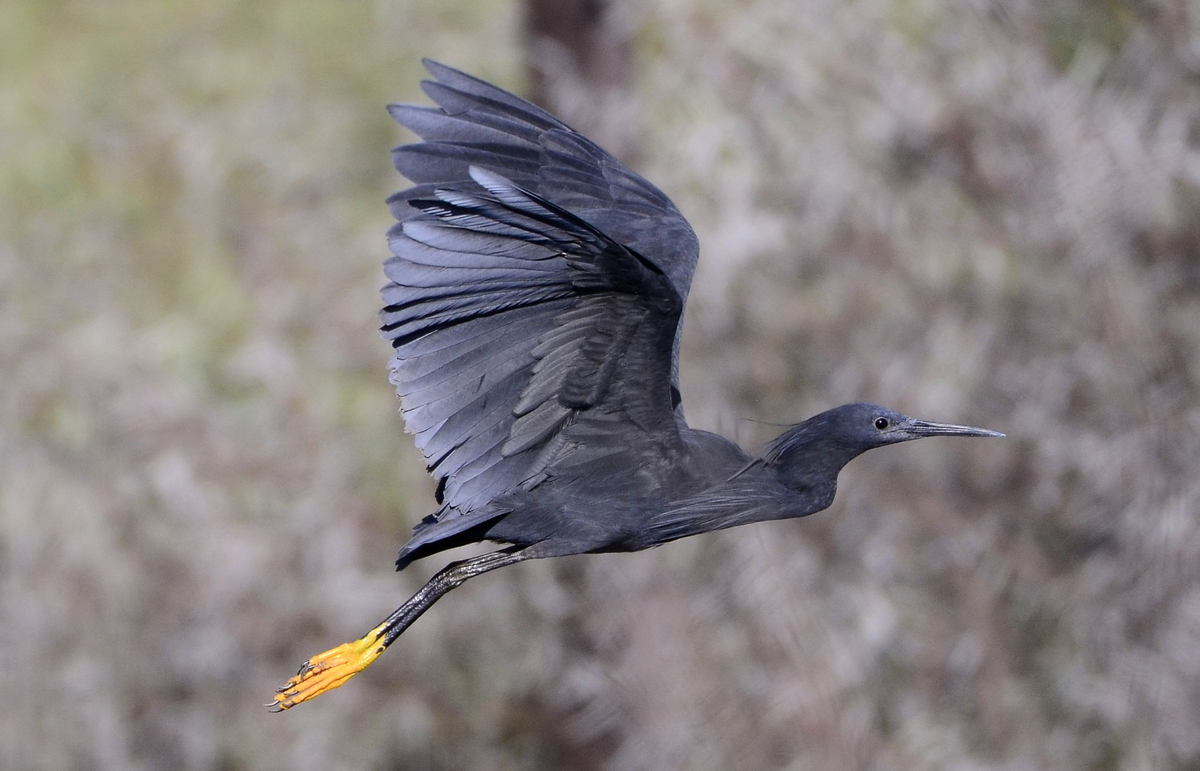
left=268, top=624, right=389, bottom=711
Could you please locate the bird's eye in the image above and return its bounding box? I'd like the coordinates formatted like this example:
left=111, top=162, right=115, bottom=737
left=874, top=417, right=890, bottom=430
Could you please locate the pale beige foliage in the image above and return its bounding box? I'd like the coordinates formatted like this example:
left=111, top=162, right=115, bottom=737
left=2, top=0, right=1197, bottom=769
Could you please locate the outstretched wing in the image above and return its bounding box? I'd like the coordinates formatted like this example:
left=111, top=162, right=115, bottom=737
left=383, top=166, right=685, bottom=567
left=383, top=62, right=701, bottom=567
left=388, top=59, right=700, bottom=399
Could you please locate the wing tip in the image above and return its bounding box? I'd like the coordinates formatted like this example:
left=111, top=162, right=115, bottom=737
left=421, top=57, right=450, bottom=78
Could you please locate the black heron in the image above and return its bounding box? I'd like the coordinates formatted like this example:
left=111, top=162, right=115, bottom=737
left=270, top=60, right=1002, bottom=710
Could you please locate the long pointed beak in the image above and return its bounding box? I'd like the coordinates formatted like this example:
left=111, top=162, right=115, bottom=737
left=904, top=419, right=1005, bottom=438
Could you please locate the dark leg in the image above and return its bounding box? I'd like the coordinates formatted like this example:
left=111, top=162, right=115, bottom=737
left=270, top=547, right=529, bottom=711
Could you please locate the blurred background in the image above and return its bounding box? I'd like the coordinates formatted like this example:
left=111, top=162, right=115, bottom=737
left=3, top=0, right=1198, bottom=769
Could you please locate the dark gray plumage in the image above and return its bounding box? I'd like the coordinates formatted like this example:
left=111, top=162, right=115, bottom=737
left=270, top=60, right=1002, bottom=710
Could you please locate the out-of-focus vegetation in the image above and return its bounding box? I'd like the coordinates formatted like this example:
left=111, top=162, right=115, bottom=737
left=2, top=0, right=1197, bottom=769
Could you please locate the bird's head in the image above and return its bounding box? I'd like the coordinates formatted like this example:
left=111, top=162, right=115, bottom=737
left=765, top=402, right=1003, bottom=481
left=833, top=402, right=1004, bottom=449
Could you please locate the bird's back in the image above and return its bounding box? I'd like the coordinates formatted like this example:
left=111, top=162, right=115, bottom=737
left=478, top=426, right=765, bottom=555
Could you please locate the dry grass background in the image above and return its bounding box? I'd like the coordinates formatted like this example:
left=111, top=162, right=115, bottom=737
left=3, top=0, right=1198, bottom=769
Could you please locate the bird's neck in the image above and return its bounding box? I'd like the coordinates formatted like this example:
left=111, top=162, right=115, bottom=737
left=764, top=423, right=859, bottom=515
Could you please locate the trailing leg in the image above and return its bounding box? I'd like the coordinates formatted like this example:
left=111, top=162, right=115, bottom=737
left=269, top=546, right=529, bottom=710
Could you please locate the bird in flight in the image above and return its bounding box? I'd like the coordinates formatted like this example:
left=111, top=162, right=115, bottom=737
left=270, top=60, right=1002, bottom=710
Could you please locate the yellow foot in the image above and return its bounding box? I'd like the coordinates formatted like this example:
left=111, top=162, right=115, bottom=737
left=268, top=624, right=387, bottom=711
